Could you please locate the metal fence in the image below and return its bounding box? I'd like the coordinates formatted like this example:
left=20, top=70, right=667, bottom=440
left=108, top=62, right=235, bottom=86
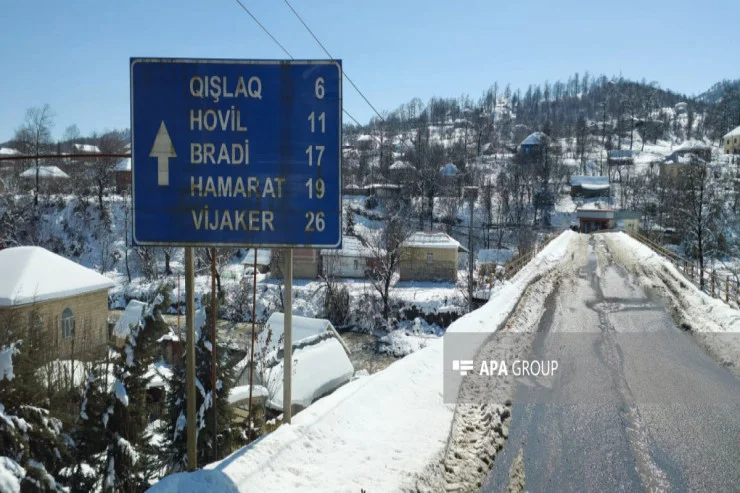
left=626, top=230, right=740, bottom=309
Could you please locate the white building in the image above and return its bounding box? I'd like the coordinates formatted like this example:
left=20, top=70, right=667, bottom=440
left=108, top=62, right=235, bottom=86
left=321, top=236, right=375, bottom=278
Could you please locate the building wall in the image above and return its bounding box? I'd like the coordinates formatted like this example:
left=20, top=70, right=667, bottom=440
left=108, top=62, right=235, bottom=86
left=322, top=254, right=368, bottom=278
left=725, top=135, right=740, bottom=154
left=399, top=247, right=458, bottom=282
left=0, top=289, right=110, bottom=361
left=271, top=249, right=319, bottom=279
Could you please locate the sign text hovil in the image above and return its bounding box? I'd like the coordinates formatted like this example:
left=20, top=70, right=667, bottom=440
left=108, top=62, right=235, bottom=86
left=130, top=58, right=342, bottom=247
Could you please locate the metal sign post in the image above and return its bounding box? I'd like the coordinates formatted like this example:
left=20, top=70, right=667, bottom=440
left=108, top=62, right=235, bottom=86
left=130, top=57, right=342, bottom=459
left=184, top=247, right=196, bottom=470
left=283, top=249, right=293, bottom=423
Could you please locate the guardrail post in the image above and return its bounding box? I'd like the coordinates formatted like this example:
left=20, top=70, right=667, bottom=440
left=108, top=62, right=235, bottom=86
left=711, top=271, right=715, bottom=297
left=726, top=276, right=730, bottom=303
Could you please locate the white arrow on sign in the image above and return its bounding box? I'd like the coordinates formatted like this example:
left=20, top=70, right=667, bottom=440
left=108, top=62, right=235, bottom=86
left=150, top=121, right=176, bottom=186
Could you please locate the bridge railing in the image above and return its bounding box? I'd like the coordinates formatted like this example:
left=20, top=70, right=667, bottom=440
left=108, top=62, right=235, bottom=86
left=626, top=230, right=739, bottom=309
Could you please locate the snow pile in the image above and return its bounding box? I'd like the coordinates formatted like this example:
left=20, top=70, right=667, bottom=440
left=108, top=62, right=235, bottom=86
left=113, top=300, right=147, bottom=339
left=378, top=318, right=443, bottom=357
left=0, top=456, right=25, bottom=493
left=0, top=343, right=19, bottom=381
left=228, top=385, right=268, bottom=404
left=147, top=231, right=575, bottom=493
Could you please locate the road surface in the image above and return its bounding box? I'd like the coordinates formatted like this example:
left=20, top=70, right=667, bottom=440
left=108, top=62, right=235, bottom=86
left=482, top=236, right=740, bottom=493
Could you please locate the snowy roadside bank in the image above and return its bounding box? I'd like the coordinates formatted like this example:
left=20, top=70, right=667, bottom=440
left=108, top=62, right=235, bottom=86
left=147, top=231, right=576, bottom=493
left=604, top=233, right=740, bottom=374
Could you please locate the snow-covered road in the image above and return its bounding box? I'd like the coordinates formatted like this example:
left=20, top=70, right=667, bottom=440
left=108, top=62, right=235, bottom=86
left=482, top=235, right=740, bottom=492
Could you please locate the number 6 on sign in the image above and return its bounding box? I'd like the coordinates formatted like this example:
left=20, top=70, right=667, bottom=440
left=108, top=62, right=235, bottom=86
left=315, top=77, right=325, bottom=99
left=305, top=211, right=325, bottom=232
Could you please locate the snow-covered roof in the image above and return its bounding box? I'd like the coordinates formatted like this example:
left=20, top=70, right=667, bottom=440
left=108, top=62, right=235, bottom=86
left=582, top=183, right=610, bottom=191
left=389, top=160, right=414, bottom=170
left=20, top=165, right=69, bottom=179
left=577, top=201, right=612, bottom=212
left=243, top=248, right=272, bottom=266
left=724, top=126, right=740, bottom=139
left=264, top=312, right=334, bottom=353
left=73, top=143, right=100, bottom=153
left=228, top=384, right=268, bottom=404
left=112, top=300, right=147, bottom=339
left=607, top=149, right=633, bottom=160
left=263, top=336, right=354, bottom=410
left=364, top=183, right=401, bottom=189
left=320, top=236, right=373, bottom=258
left=674, top=140, right=710, bottom=152
left=114, top=158, right=131, bottom=172
left=0, top=246, right=115, bottom=307
left=520, top=132, right=547, bottom=146
left=440, top=163, right=458, bottom=176
left=0, top=147, right=20, bottom=156
left=356, top=134, right=373, bottom=142
left=570, top=176, right=609, bottom=187
left=477, top=248, right=515, bottom=265
left=402, top=231, right=467, bottom=252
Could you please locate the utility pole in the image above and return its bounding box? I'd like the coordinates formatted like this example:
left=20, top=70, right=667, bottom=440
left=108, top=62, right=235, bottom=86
left=283, top=249, right=293, bottom=423
left=185, top=247, right=196, bottom=470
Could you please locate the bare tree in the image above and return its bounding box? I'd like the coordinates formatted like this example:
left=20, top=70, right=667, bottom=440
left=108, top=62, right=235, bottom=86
left=14, top=104, right=55, bottom=206
left=93, top=130, right=127, bottom=217
left=365, top=208, right=410, bottom=323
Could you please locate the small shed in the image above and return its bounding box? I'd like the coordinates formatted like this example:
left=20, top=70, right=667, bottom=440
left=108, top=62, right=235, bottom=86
left=243, top=248, right=272, bottom=273
left=570, top=176, right=610, bottom=198
left=400, top=231, right=468, bottom=282
left=576, top=204, right=615, bottom=233
left=321, top=236, right=375, bottom=278
left=234, top=313, right=353, bottom=413
left=114, top=158, right=131, bottom=193
left=607, top=150, right=634, bottom=167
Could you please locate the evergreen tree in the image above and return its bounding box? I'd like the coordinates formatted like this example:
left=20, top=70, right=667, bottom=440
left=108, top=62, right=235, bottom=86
left=100, top=302, right=166, bottom=493
left=162, top=303, right=240, bottom=474
left=345, top=210, right=356, bottom=236
left=69, top=360, right=111, bottom=492
left=0, top=340, right=72, bottom=492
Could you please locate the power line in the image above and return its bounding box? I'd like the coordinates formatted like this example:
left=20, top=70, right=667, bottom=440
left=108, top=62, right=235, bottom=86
left=281, top=0, right=385, bottom=124
left=232, top=0, right=384, bottom=146
left=233, top=0, right=294, bottom=59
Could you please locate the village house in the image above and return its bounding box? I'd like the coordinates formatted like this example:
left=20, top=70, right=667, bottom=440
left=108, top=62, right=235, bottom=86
left=615, top=210, right=641, bottom=233
left=243, top=248, right=272, bottom=273
left=73, top=143, right=101, bottom=154
left=660, top=152, right=705, bottom=179
left=389, top=160, right=416, bottom=185
left=518, top=132, right=548, bottom=155
left=363, top=183, right=402, bottom=198
left=0, top=246, right=114, bottom=360
left=271, top=249, right=320, bottom=279
left=576, top=203, right=615, bottom=233
left=234, top=313, right=353, bottom=414
left=321, top=236, right=375, bottom=278
left=356, top=134, right=376, bottom=153
left=114, top=157, right=131, bottom=193
left=570, top=176, right=610, bottom=198
left=666, top=140, right=712, bottom=162
left=20, top=165, right=70, bottom=193
left=399, top=231, right=468, bottom=282
left=723, top=126, right=740, bottom=154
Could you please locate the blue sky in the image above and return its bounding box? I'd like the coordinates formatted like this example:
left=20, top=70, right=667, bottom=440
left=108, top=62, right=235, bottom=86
left=1, top=0, right=737, bottom=142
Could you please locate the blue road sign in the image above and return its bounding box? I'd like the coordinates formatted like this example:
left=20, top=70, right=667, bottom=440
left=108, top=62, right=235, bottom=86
left=130, top=58, right=342, bottom=247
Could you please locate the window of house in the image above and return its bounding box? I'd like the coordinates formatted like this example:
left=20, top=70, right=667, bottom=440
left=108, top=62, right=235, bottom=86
left=427, top=252, right=434, bottom=264
left=61, top=308, right=74, bottom=339
left=353, top=259, right=359, bottom=270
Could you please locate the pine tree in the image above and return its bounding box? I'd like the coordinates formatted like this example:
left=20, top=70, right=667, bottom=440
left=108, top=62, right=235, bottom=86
left=162, top=303, right=240, bottom=474
left=100, top=303, right=166, bottom=493
left=0, top=340, right=72, bottom=492
left=345, top=209, right=356, bottom=236
left=69, top=360, right=111, bottom=492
